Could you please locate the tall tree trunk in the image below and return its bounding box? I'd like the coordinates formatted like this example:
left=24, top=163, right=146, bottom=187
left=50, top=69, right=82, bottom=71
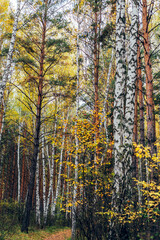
left=66, top=152, right=70, bottom=220
left=17, top=120, right=22, bottom=203
left=142, top=0, right=156, bottom=154
left=51, top=113, right=68, bottom=217
left=101, top=49, right=114, bottom=165
left=21, top=0, right=47, bottom=232
left=103, top=49, right=114, bottom=142
left=43, top=119, right=57, bottom=224
left=138, top=39, right=145, bottom=147
left=72, top=2, right=80, bottom=238
left=0, top=0, right=21, bottom=107
left=110, top=2, right=126, bottom=238
left=112, top=0, right=126, bottom=213
left=110, top=0, right=138, bottom=238
left=0, top=99, right=5, bottom=141
left=11, top=144, right=17, bottom=199
left=137, top=38, right=144, bottom=203
left=134, top=75, right=142, bottom=205
left=36, top=154, right=41, bottom=226
left=0, top=163, right=5, bottom=200
left=94, top=1, right=100, bottom=163
left=133, top=79, right=138, bottom=144
left=20, top=128, right=26, bottom=202
left=123, top=0, right=138, bottom=198
left=42, top=127, right=46, bottom=220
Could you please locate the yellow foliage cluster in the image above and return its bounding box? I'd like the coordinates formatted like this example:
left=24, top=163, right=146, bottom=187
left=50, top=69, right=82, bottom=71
left=134, top=142, right=160, bottom=221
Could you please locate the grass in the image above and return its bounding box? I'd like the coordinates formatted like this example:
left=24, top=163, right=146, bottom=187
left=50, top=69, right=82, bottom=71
left=0, top=201, right=71, bottom=240
left=4, top=226, right=71, bottom=240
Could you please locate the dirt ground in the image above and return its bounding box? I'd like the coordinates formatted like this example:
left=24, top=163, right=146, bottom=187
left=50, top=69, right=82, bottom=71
left=44, top=229, right=71, bottom=240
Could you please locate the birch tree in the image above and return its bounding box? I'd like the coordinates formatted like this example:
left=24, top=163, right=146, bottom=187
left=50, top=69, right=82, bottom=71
left=42, top=127, right=46, bottom=220
left=72, top=1, right=80, bottom=238
left=111, top=0, right=139, bottom=238
left=36, top=154, right=41, bottom=226
left=43, top=118, right=57, bottom=224
left=51, top=113, right=68, bottom=218
left=123, top=0, right=139, bottom=199
left=0, top=0, right=21, bottom=107
left=112, top=0, right=126, bottom=214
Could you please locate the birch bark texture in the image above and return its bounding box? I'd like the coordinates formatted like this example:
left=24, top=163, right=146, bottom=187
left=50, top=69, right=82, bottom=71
left=0, top=0, right=21, bottom=107
left=123, top=0, right=139, bottom=195
left=36, top=154, right=41, bottom=226
left=42, top=128, right=46, bottom=220
left=51, top=113, right=68, bottom=217
left=43, top=119, right=57, bottom=224
left=113, top=0, right=126, bottom=209
left=72, top=2, right=80, bottom=238
left=110, top=1, right=139, bottom=238
left=113, top=0, right=139, bottom=206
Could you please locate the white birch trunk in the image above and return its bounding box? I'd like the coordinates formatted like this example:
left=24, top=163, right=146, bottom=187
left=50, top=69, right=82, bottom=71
left=42, top=127, right=46, bottom=218
left=36, top=154, right=41, bottom=226
left=0, top=99, right=5, bottom=142
left=109, top=2, right=126, bottom=238
left=51, top=114, right=68, bottom=217
left=72, top=2, right=80, bottom=237
left=124, top=0, right=139, bottom=195
left=51, top=188, right=54, bottom=218
left=46, top=144, right=50, bottom=171
left=110, top=1, right=139, bottom=238
left=43, top=119, right=57, bottom=224
left=113, top=0, right=126, bottom=206
left=66, top=156, right=70, bottom=220
left=0, top=0, right=21, bottom=106
left=138, top=158, right=142, bottom=205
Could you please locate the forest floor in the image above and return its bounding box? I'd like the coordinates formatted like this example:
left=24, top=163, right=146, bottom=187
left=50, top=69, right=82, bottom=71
left=44, top=229, right=71, bottom=240
left=4, top=227, right=71, bottom=240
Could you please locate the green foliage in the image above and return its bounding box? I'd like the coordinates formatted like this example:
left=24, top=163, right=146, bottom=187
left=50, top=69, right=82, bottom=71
left=0, top=201, right=23, bottom=240
left=49, top=13, right=68, bottom=29
left=15, top=57, right=37, bottom=67
left=99, top=23, right=115, bottom=44
left=0, top=47, right=9, bottom=56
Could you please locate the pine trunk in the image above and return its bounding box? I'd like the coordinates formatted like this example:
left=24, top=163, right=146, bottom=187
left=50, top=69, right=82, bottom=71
left=138, top=39, right=145, bottom=147
left=103, top=49, right=114, bottom=142
left=17, top=122, right=21, bottom=203
left=142, top=0, right=156, bottom=154
left=21, top=0, right=47, bottom=232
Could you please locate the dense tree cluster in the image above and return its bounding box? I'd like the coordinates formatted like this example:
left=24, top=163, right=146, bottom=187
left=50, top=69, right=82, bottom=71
left=0, top=0, right=160, bottom=239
